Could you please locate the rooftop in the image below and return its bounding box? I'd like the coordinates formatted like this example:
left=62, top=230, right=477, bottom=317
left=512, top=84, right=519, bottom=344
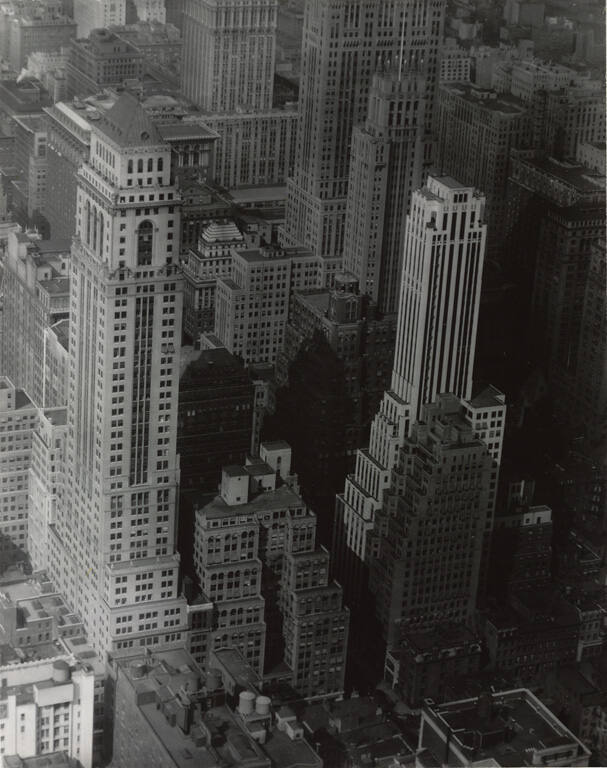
left=95, top=91, right=162, bottom=148
left=211, top=648, right=262, bottom=692
left=200, top=484, right=304, bottom=520
left=38, top=277, right=69, bottom=296
left=48, top=319, right=69, bottom=351
left=427, top=688, right=590, bottom=767
left=262, top=728, right=321, bottom=768
left=157, top=122, right=218, bottom=142
left=441, top=83, right=528, bottom=115
left=518, top=154, right=605, bottom=194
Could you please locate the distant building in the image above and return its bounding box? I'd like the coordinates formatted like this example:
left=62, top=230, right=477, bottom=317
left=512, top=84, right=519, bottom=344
left=181, top=219, right=243, bottom=341
left=190, top=108, right=298, bottom=190
left=214, top=244, right=321, bottom=366
left=576, top=141, right=606, bottom=175
left=0, top=658, right=95, bottom=767
left=418, top=688, right=590, bottom=767
left=439, top=38, right=472, bottom=83
left=66, top=29, right=144, bottom=99
left=73, top=0, right=126, bottom=38
left=436, top=83, right=532, bottom=258
left=0, top=378, right=38, bottom=561
left=12, top=114, right=47, bottom=221
left=1, top=229, right=69, bottom=408
left=2, top=4, right=76, bottom=71
left=507, top=152, right=605, bottom=439
left=343, top=69, right=425, bottom=315
left=283, top=0, right=444, bottom=260
left=181, top=0, right=277, bottom=113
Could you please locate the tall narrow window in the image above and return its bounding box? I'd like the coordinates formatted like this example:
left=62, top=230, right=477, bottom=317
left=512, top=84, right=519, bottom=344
left=136, top=220, right=153, bottom=266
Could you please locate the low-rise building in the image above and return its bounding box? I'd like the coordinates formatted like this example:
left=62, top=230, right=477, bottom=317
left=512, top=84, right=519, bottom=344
left=418, top=688, right=591, bottom=767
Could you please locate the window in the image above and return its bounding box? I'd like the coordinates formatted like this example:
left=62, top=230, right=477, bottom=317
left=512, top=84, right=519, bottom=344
left=136, top=220, right=153, bottom=266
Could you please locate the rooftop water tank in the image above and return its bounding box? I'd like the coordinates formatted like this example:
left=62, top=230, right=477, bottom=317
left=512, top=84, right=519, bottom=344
left=255, top=695, right=271, bottom=716
left=239, top=690, right=256, bottom=716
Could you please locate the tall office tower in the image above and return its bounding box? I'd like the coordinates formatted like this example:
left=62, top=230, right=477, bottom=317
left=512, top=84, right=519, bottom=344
left=73, top=0, right=127, bottom=38
left=46, top=93, right=189, bottom=658
left=436, top=83, right=531, bottom=259
left=283, top=0, right=445, bottom=260
left=333, top=177, right=488, bottom=617
left=343, top=70, right=425, bottom=315
left=1, top=230, right=70, bottom=408
left=181, top=0, right=278, bottom=112
left=369, top=394, right=493, bottom=648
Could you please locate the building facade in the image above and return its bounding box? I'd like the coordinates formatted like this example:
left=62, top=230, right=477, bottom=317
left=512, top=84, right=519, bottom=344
left=73, top=0, right=126, bottom=38
left=46, top=92, right=189, bottom=658
left=181, top=0, right=277, bottom=113
left=283, top=0, right=445, bottom=260
left=1, top=229, right=70, bottom=408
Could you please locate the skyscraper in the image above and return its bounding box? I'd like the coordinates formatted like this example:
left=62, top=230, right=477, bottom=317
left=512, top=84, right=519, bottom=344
left=369, top=394, right=493, bottom=647
left=46, top=93, right=188, bottom=658
left=283, top=0, right=445, bottom=260
left=333, top=176, right=488, bottom=609
left=181, top=0, right=278, bottom=112
left=343, top=69, right=425, bottom=315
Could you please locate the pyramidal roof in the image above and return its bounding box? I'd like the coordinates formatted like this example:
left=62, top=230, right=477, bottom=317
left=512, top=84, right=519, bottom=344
left=201, top=219, right=244, bottom=244
left=97, top=91, right=162, bottom=148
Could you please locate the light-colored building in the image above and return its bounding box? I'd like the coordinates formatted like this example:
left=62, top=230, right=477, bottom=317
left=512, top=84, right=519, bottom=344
left=214, top=244, right=320, bottom=366
left=42, top=320, right=69, bottom=409
left=186, top=108, right=298, bottom=190
left=439, top=38, right=472, bottom=83
left=46, top=92, right=189, bottom=659
left=28, top=407, right=67, bottom=574
left=181, top=0, right=277, bottom=113
left=132, top=0, right=166, bottom=23
left=0, top=658, right=95, bottom=768
left=576, top=141, right=606, bottom=175
left=283, top=0, right=445, bottom=260
left=194, top=443, right=349, bottom=698
left=333, top=177, right=497, bottom=625
left=181, top=219, right=243, bottom=341
left=1, top=229, right=69, bottom=408
left=0, top=377, right=38, bottom=561
left=73, top=0, right=126, bottom=38
left=13, top=115, right=47, bottom=220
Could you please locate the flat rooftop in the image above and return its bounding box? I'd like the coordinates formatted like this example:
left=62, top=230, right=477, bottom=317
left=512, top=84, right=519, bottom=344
left=200, top=484, right=304, bottom=521
left=519, top=154, right=605, bottom=192
left=262, top=728, right=321, bottom=768
left=441, top=83, right=528, bottom=115
left=157, top=122, right=219, bottom=142
left=211, top=647, right=262, bottom=692
left=429, top=689, right=588, bottom=767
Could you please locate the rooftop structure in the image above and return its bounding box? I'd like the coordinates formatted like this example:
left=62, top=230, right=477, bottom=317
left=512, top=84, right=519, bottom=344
left=419, top=688, right=591, bottom=767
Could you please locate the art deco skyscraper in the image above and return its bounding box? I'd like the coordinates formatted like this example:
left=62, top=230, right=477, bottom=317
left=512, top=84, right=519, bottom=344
left=343, top=69, right=425, bottom=315
left=333, top=176, right=488, bottom=603
left=283, top=0, right=445, bottom=260
left=369, top=394, right=493, bottom=647
left=181, top=0, right=278, bottom=112
left=47, top=93, right=188, bottom=658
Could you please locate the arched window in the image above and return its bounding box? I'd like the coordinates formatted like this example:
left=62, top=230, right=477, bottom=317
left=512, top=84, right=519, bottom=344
left=147, top=158, right=153, bottom=172
left=127, top=159, right=133, bottom=174
left=137, top=158, right=143, bottom=173
left=157, top=157, right=163, bottom=172
left=136, top=220, right=153, bottom=266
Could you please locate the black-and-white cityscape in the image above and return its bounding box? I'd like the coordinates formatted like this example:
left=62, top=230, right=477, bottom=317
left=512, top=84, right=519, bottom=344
left=0, top=0, right=604, bottom=766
